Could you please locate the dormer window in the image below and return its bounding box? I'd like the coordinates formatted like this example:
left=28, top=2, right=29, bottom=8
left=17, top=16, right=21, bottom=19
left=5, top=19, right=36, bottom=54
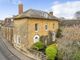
left=44, top=13, right=48, bottom=18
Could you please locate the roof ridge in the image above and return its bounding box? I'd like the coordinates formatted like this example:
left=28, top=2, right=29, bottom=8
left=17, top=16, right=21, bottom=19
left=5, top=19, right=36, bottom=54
left=23, top=9, right=48, bottom=14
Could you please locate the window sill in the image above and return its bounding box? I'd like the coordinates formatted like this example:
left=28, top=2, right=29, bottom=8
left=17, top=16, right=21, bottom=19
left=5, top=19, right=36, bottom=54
left=35, top=31, right=38, bottom=32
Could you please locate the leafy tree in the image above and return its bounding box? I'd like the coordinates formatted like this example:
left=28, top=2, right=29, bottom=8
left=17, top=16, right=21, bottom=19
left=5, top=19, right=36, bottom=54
left=75, top=11, right=80, bottom=19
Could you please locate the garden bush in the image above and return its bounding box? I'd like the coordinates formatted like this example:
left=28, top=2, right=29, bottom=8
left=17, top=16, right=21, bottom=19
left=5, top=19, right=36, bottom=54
left=32, top=41, right=44, bottom=50
left=45, top=44, right=58, bottom=60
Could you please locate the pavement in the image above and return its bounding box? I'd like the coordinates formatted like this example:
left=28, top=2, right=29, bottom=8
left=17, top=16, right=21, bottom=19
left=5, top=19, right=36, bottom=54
left=0, top=37, right=20, bottom=60
left=0, top=51, right=7, bottom=60
left=0, top=32, right=35, bottom=60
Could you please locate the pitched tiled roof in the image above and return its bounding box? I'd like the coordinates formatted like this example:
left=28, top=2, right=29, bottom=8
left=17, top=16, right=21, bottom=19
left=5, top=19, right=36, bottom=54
left=14, top=9, right=58, bottom=20
left=60, top=20, right=80, bottom=26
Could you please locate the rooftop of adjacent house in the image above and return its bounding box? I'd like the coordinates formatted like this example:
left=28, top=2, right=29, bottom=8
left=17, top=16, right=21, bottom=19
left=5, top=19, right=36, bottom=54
left=14, top=9, right=58, bottom=20
left=60, top=19, right=80, bottom=26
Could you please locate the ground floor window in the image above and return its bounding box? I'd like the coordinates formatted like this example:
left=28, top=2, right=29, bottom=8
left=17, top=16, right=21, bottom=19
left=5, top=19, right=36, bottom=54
left=16, top=35, right=21, bottom=44
left=14, top=35, right=21, bottom=44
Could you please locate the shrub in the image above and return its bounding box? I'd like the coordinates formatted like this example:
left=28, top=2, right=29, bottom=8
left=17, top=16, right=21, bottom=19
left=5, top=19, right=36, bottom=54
left=32, top=41, right=44, bottom=50
left=45, top=44, right=58, bottom=60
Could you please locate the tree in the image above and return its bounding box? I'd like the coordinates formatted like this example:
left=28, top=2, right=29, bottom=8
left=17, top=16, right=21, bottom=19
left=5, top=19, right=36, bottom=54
left=75, top=11, right=80, bottom=20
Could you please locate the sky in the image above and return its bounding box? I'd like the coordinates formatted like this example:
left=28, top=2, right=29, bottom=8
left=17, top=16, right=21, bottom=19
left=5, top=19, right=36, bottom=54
left=0, top=0, right=80, bottom=20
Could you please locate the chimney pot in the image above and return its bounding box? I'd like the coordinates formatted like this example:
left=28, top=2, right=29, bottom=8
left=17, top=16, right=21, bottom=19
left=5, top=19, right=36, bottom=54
left=49, top=12, right=53, bottom=16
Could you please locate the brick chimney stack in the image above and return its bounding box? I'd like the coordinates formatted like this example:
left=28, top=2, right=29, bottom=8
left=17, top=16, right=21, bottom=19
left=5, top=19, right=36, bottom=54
left=18, top=1, right=23, bottom=14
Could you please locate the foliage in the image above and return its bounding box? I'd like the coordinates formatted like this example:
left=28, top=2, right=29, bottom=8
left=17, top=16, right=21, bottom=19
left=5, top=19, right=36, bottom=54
left=56, top=28, right=62, bottom=38
left=73, top=51, right=80, bottom=60
left=45, top=44, right=58, bottom=60
left=57, top=39, right=80, bottom=60
left=32, top=41, right=44, bottom=50
left=75, top=11, right=80, bottom=19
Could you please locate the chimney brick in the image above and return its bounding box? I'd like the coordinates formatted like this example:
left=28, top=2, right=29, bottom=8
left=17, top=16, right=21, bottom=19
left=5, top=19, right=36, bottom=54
left=18, top=3, right=23, bottom=14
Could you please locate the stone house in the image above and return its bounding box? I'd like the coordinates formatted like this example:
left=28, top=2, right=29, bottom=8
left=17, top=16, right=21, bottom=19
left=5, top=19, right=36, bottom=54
left=13, top=2, right=59, bottom=50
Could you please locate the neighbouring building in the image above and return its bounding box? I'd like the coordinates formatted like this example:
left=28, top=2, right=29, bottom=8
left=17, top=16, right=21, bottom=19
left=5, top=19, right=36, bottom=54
left=58, top=19, right=80, bottom=41
left=0, top=20, right=4, bottom=30
left=2, top=18, right=13, bottom=44
left=13, top=2, right=59, bottom=50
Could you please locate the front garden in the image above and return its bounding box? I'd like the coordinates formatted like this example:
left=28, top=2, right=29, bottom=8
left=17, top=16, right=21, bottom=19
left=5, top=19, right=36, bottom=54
left=30, top=29, right=80, bottom=60
left=32, top=41, right=58, bottom=60
left=31, top=31, right=58, bottom=60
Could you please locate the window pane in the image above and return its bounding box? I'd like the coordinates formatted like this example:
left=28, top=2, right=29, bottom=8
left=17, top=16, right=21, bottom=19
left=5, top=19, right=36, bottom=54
left=53, top=24, right=54, bottom=28
left=35, top=24, right=38, bottom=31
left=45, top=24, right=48, bottom=30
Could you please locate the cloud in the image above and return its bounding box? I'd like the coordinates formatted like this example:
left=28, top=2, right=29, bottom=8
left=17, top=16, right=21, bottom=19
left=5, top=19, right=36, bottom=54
left=9, top=0, right=20, bottom=5
left=51, top=1, right=80, bottom=19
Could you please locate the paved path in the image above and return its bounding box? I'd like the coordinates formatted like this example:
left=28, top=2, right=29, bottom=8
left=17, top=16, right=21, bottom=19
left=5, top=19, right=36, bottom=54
left=0, top=50, right=7, bottom=60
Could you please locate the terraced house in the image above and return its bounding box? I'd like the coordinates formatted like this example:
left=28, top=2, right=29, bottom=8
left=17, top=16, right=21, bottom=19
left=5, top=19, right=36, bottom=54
left=2, top=18, right=13, bottom=44
left=13, top=2, right=59, bottom=50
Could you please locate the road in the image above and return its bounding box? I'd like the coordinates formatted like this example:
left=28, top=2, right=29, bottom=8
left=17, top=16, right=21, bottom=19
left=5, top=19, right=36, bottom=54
left=0, top=37, right=20, bottom=60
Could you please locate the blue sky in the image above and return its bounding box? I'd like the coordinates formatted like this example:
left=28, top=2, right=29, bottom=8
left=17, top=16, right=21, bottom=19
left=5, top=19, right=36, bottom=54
left=0, top=0, right=80, bottom=20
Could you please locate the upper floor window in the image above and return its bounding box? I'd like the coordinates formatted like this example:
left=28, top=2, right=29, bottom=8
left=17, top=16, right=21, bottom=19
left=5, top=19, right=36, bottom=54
left=35, top=23, right=38, bottom=31
left=45, top=24, right=48, bottom=31
left=53, top=24, right=54, bottom=29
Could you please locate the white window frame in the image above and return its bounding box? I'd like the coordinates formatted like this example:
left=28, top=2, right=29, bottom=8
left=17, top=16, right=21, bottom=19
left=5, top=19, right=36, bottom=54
left=16, top=35, right=21, bottom=44
left=52, top=32, right=56, bottom=41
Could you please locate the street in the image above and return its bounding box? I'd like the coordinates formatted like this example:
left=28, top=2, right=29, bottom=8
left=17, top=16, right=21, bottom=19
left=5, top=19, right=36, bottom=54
left=0, top=37, right=20, bottom=60
left=0, top=31, right=35, bottom=60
